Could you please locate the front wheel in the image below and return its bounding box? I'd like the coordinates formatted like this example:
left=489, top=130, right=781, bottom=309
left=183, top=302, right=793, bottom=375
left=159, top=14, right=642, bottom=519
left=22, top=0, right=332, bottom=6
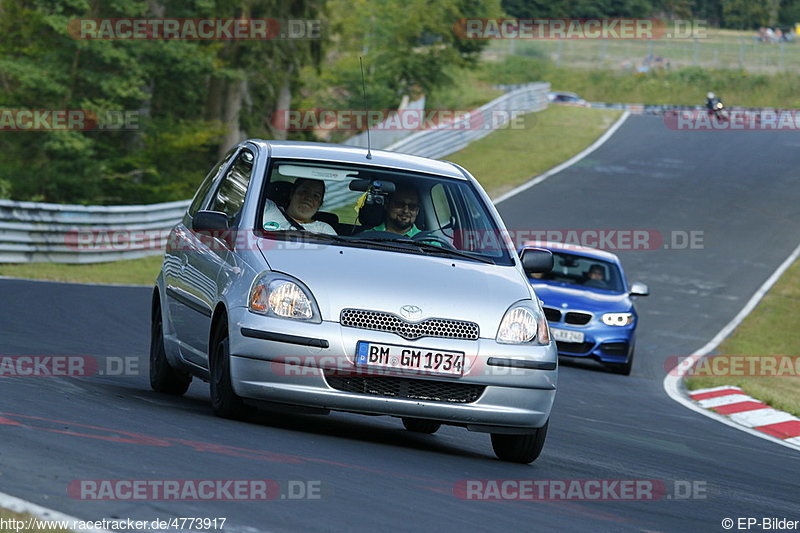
left=402, top=418, right=441, bottom=434
left=150, top=305, right=191, bottom=395
left=491, top=421, right=548, bottom=464
left=210, top=322, right=254, bottom=420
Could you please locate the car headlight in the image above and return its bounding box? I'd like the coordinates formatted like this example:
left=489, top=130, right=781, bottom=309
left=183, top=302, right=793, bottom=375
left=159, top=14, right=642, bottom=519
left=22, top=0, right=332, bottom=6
left=496, top=305, right=549, bottom=345
left=249, top=274, right=317, bottom=321
left=602, top=312, right=633, bottom=326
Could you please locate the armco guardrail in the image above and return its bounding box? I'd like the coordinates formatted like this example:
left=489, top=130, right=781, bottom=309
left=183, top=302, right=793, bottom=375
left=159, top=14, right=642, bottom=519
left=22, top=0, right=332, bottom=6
left=0, top=83, right=549, bottom=264
left=0, top=199, right=190, bottom=263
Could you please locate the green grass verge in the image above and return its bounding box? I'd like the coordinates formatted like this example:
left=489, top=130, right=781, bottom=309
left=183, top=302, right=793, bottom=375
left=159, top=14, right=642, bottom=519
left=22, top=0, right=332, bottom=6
left=685, top=258, right=800, bottom=417
left=481, top=53, right=800, bottom=109
left=488, top=28, right=800, bottom=75
left=0, top=254, right=163, bottom=286
left=446, top=106, right=623, bottom=198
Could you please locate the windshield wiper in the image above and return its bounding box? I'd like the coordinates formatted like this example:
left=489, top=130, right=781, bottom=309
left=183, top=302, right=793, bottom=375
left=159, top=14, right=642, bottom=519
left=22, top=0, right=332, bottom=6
left=360, top=238, right=496, bottom=264
left=261, top=231, right=497, bottom=264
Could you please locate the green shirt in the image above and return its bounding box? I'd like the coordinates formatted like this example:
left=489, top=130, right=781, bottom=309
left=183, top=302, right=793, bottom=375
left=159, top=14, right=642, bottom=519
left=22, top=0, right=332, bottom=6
left=372, top=223, right=421, bottom=237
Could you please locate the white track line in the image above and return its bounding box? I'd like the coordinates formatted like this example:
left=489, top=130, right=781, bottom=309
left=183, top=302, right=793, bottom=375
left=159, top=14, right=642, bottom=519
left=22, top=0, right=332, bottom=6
left=663, top=239, right=800, bottom=451
left=493, top=111, right=631, bottom=204
left=0, top=490, right=111, bottom=533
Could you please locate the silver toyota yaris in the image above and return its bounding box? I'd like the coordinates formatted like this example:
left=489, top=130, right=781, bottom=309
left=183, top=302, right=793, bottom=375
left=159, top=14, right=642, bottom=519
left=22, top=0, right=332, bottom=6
left=151, top=139, right=557, bottom=463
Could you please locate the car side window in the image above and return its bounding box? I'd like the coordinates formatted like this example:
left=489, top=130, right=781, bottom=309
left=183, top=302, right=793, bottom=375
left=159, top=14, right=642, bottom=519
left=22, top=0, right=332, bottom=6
left=431, top=183, right=453, bottom=229
left=188, top=148, right=237, bottom=217
left=209, top=149, right=255, bottom=223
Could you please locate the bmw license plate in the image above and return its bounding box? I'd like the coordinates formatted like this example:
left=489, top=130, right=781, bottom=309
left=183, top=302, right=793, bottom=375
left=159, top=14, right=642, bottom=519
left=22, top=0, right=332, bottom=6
left=355, top=341, right=465, bottom=376
left=550, top=328, right=585, bottom=343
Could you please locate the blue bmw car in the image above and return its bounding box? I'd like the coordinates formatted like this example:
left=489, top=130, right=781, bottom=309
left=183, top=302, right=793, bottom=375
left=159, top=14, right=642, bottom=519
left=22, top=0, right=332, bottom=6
left=520, top=242, right=649, bottom=375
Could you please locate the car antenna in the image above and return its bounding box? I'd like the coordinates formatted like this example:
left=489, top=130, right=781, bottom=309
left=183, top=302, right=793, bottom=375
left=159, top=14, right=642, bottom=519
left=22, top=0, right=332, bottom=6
left=359, top=56, right=372, bottom=160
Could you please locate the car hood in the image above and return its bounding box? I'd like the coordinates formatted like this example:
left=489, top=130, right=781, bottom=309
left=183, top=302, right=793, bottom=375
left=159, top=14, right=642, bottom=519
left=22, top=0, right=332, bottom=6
left=258, top=240, right=531, bottom=336
left=531, top=282, right=632, bottom=313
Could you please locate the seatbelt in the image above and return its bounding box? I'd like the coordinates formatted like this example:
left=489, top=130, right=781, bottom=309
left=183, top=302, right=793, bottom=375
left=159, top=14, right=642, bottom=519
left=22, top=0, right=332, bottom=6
left=277, top=205, right=307, bottom=232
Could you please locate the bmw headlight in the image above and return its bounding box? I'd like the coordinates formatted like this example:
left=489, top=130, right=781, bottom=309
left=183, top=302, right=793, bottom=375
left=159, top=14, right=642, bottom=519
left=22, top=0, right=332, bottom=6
left=601, top=312, right=633, bottom=326
left=496, top=304, right=550, bottom=345
left=249, top=274, right=318, bottom=321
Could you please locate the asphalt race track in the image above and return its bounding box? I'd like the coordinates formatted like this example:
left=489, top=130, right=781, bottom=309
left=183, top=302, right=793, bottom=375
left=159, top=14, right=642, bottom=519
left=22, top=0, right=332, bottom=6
left=2, top=115, right=800, bottom=532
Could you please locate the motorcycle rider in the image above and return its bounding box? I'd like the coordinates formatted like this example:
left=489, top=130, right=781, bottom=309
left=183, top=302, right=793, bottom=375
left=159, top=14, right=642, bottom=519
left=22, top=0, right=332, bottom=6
left=706, top=92, right=726, bottom=120
left=706, top=92, right=721, bottom=111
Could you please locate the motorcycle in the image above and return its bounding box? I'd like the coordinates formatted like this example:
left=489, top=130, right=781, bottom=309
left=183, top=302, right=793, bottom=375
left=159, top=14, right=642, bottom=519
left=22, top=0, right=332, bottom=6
left=707, top=98, right=728, bottom=121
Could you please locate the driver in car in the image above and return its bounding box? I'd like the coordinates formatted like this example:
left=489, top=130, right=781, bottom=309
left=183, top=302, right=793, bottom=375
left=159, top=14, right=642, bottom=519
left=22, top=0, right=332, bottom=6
left=583, top=264, right=608, bottom=289
left=371, top=186, right=421, bottom=237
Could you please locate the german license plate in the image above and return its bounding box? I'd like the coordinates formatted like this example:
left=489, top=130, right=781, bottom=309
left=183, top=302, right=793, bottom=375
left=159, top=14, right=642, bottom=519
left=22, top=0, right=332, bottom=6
left=550, top=328, right=585, bottom=343
left=355, top=341, right=465, bottom=376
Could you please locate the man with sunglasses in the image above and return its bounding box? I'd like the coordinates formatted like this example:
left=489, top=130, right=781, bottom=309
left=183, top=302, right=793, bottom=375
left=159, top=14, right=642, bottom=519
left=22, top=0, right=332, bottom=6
left=372, top=186, right=422, bottom=237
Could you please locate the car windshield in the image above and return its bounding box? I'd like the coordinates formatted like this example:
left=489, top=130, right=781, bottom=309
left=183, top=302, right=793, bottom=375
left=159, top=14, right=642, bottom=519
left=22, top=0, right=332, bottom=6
left=533, top=251, right=624, bottom=292
left=256, top=159, right=513, bottom=266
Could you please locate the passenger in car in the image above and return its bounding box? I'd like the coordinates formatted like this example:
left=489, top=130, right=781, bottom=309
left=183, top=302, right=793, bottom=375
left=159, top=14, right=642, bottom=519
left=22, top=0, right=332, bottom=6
left=262, top=178, right=337, bottom=234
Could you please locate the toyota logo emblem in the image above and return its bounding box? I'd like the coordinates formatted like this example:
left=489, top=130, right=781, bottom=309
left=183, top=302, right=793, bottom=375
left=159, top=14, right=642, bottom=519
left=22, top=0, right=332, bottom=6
left=400, top=305, right=422, bottom=320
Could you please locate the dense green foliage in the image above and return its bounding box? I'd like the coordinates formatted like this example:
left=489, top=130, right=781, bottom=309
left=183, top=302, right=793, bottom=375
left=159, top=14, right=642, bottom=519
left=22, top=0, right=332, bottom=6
left=0, top=0, right=494, bottom=204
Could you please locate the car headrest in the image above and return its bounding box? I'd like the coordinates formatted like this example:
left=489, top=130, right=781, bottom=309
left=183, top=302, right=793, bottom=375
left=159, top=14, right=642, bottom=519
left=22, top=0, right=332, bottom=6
left=266, top=181, right=293, bottom=207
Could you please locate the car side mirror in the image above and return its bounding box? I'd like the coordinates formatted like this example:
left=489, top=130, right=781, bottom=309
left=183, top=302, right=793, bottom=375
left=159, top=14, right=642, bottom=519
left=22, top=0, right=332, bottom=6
left=192, top=210, right=229, bottom=232
left=521, top=248, right=553, bottom=275
left=630, top=282, right=649, bottom=296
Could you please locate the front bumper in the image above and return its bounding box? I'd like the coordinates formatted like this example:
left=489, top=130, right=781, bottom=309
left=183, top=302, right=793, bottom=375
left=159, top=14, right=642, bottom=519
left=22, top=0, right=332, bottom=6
left=550, top=322, right=635, bottom=363
left=227, top=307, right=557, bottom=431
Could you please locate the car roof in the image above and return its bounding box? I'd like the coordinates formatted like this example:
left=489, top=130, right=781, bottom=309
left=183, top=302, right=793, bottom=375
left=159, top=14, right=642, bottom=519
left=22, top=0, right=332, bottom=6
left=521, top=240, right=621, bottom=263
left=248, top=139, right=468, bottom=180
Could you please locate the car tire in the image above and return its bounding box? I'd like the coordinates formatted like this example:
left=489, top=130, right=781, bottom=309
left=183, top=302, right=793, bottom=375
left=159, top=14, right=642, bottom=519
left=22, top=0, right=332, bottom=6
left=210, top=321, right=254, bottom=420
left=149, top=305, right=191, bottom=395
left=491, top=421, right=548, bottom=464
left=402, top=418, right=441, bottom=434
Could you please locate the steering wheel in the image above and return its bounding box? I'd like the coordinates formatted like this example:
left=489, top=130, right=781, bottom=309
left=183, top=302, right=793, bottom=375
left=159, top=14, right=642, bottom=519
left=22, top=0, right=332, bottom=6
left=411, top=231, right=456, bottom=250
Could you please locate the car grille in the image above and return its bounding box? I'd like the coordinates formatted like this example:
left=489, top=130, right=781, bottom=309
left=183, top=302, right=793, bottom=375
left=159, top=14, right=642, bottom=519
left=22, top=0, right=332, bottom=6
left=324, top=374, right=485, bottom=403
left=564, top=311, right=592, bottom=325
left=556, top=341, right=595, bottom=355
left=340, top=309, right=479, bottom=341
left=543, top=307, right=562, bottom=322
